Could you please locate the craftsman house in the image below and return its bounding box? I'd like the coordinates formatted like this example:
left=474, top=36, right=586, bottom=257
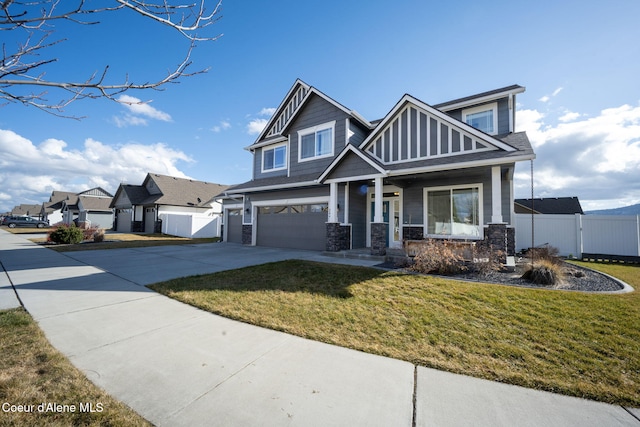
left=110, top=173, right=229, bottom=238
left=221, top=80, right=535, bottom=257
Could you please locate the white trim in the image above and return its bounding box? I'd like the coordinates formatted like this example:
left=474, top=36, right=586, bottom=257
left=491, top=166, right=503, bottom=223
left=298, top=121, right=336, bottom=163
left=245, top=136, right=287, bottom=151
left=261, top=142, right=288, bottom=173
left=462, top=102, right=498, bottom=136
left=251, top=196, right=329, bottom=207
left=436, top=86, right=525, bottom=112
left=359, top=95, right=516, bottom=153
left=423, top=183, right=484, bottom=240
left=233, top=180, right=320, bottom=194
left=366, top=185, right=403, bottom=248
left=317, top=144, right=388, bottom=183
left=254, top=79, right=311, bottom=143
left=387, top=154, right=536, bottom=177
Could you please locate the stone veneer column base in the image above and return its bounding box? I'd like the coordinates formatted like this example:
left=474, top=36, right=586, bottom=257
left=242, top=224, right=252, bottom=245
left=483, top=223, right=513, bottom=263
left=370, top=223, right=387, bottom=256
left=326, top=223, right=351, bottom=252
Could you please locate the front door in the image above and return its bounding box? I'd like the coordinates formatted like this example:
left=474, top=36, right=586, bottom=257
left=370, top=197, right=401, bottom=249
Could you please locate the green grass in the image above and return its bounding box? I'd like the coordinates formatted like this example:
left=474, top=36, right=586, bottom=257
left=0, top=308, right=151, bottom=426
left=150, top=260, right=640, bottom=407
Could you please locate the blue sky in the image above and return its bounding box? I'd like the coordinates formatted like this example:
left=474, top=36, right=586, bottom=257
left=1, top=0, right=639, bottom=213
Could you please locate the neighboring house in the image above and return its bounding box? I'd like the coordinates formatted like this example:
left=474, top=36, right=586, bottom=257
left=41, top=191, right=76, bottom=225
left=220, top=79, right=535, bottom=258
left=110, top=173, right=229, bottom=237
left=61, top=187, right=114, bottom=229
left=11, top=204, right=43, bottom=218
left=514, top=197, right=584, bottom=215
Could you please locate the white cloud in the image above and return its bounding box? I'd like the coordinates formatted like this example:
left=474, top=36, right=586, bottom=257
left=211, top=120, right=231, bottom=133
left=538, top=87, right=563, bottom=103
left=247, top=118, right=268, bottom=135
left=245, top=107, right=276, bottom=135
left=558, top=111, right=581, bottom=122
left=515, top=103, right=640, bottom=209
left=259, top=107, right=276, bottom=117
left=0, top=129, right=192, bottom=213
left=113, top=95, right=172, bottom=127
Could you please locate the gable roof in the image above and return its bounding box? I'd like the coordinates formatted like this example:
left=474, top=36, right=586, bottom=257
left=142, top=173, right=229, bottom=207
left=318, top=144, right=387, bottom=183
left=515, top=197, right=584, bottom=215
left=11, top=204, right=41, bottom=216
left=78, top=195, right=113, bottom=212
left=248, top=79, right=372, bottom=151
left=43, top=191, right=76, bottom=213
left=433, top=84, right=525, bottom=111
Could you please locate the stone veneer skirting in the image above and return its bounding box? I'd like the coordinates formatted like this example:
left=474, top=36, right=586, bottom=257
left=482, top=223, right=516, bottom=263
left=326, top=223, right=351, bottom=252
left=402, top=226, right=424, bottom=241
left=371, top=223, right=387, bottom=256
left=242, top=224, right=252, bottom=245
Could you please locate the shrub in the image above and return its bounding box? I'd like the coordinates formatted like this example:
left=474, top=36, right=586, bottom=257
left=93, top=228, right=105, bottom=242
left=523, top=245, right=562, bottom=265
left=80, top=225, right=101, bottom=241
left=469, top=245, right=504, bottom=275
left=521, top=259, right=565, bottom=286
left=411, top=239, right=467, bottom=275
left=48, top=224, right=84, bottom=245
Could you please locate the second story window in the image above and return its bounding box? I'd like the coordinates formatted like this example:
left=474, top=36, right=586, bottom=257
left=463, top=103, right=497, bottom=135
left=298, top=121, right=335, bottom=161
left=262, top=144, right=287, bottom=172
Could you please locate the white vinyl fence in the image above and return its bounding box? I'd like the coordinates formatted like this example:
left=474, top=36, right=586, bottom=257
left=515, top=214, right=640, bottom=259
left=159, top=214, right=221, bottom=239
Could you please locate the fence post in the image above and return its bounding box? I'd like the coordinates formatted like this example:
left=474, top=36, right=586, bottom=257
left=636, top=215, right=640, bottom=257
left=575, top=213, right=583, bottom=258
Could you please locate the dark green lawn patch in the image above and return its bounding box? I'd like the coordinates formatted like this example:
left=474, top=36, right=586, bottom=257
left=150, top=260, right=640, bottom=407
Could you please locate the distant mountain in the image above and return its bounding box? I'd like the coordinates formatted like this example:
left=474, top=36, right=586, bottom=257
left=586, top=203, right=640, bottom=215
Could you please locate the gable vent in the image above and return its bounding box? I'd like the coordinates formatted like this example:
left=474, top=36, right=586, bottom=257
left=266, top=85, right=309, bottom=137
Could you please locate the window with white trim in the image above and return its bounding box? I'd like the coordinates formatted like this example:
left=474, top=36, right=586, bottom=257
left=463, top=103, right=497, bottom=135
left=424, top=185, right=482, bottom=238
left=262, top=144, right=287, bottom=172
left=298, top=122, right=335, bottom=161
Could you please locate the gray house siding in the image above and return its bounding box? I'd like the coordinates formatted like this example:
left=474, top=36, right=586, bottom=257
left=444, top=98, right=510, bottom=135
left=326, top=153, right=380, bottom=181
left=348, top=120, right=370, bottom=146
left=287, top=95, right=350, bottom=177
left=253, top=145, right=289, bottom=180
left=348, top=183, right=367, bottom=248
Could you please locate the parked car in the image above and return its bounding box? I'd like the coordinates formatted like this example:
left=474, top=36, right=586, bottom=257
left=1, top=216, right=49, bottom=228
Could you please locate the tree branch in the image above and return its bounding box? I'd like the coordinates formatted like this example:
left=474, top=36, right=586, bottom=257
left=0, top=0, right=222, bottom=118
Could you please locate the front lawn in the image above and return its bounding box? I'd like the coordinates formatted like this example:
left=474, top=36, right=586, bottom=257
left=150, top=260, right=640, bottom=407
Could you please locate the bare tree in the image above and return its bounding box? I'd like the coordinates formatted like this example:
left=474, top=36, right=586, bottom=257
left=1, top=0, right=222, bottom=118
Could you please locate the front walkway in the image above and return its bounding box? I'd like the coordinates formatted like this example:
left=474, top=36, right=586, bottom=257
left=1, top=230, right=638, bottom=426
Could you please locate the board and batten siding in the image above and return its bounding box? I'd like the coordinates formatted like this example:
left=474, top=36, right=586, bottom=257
left=364, top=104, right=496, bottom=166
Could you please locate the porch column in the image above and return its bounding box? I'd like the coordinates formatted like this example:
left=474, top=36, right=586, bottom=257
left=371, top=176, right=386, bottom=256
left=374, top=177, right=383, bottom=223
left=328, top=182, right=338, bottom=223
left=491, top=166, right=503, bottom=223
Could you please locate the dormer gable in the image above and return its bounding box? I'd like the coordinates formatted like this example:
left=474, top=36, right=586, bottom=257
left=360, top=95, right=516, bottom=166
left=434, top=84, right=525, bottom=134
left=247, top=79, right=372, bottom=152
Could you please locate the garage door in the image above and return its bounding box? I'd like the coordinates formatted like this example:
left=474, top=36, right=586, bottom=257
left=226, top=209, right=243, bottom=243
left=256, top=204, right=327, bottom=251
left=116, top=209, right=132, bottom=232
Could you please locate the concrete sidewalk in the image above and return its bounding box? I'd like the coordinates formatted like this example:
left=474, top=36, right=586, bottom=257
left=1, top=229, right=638, bottom=426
